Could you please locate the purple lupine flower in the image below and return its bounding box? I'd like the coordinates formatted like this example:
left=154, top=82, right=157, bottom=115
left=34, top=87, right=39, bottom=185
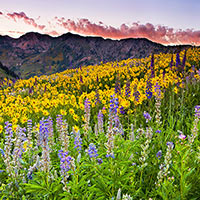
left=132, top=162, right=136, bottom=166
left=13, top=127, right=27, bottom=177
left=47, top=116, right=54, bottom=147
left=105, top=128, right=115, bottom=159
left=38, top=119, right=49, bottom=147
left=27, top=172, right=33, bottom=180
left=0, top=149, right=5, bottom=157
left=115, top=76, right=121, bottom=95
left=146, top=80, right=152, bottom=99
left=133, top=90, right=140, bottom=101
left=162, top=69, right=166, bottom=79
left=156, top=130, right=161, bottom=134
left=59, top=151, right=75, bottom=177
left=39, top=119, right=51, bottom=172
left=84, top=98, right=91, bottom=135
left=176, top=53, right=180, bottom=69
left=166, top=142, right=175, bottom=149
left=27, top=119, right=32, bottom=148
left=109, top=95, right=119, bottom=115
left=156, top=150, right=162, bottom=159
left=44, top=85, right=47, bottom=92
left=56, top=115, right=63, bottom=135
left=58, top=150, right=76, bottom=190
left=109, top=94, right=120, bottom=128
left=29, top=86, right=33, bottom=94
left=143, top=111, right=152, bottom=123
left=179, top=133, right=186, bottom=140
left=150, top=54, right=155, bottom=78
left=4, top=122, right=13, bottom=174
left=84, top=98, right=91, bottom=111
left=97, top=110, right=104, bottom=133
left=14, top=126, right=26, bottom=160
left=87, top=143, right=98, bottom=158
left=154, top=82, right=161, bottom=98
left=125, top=79, right=131, bottom=97
left=97, top=158, right=103, bottom=164
left=194, top=105, right=200, bottom=118
left=120, top=106, right=126, bottom=115
left=96, top=75, right=99, bottom=83
left=106, top=152, right=115, bottom=158
left=170, top=55, right=173, bottom=70
left=182, top=50, right=186, bottom=67
left=80, top=75, right=83, bottom=83
left=95, top=89, right=101, bottom=105
left=74, top=130, right=82, bottom=152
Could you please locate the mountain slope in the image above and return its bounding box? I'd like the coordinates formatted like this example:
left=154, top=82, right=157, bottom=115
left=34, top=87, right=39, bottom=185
left=0, top=61, right=19, bottom=80
left=0, top=32, right=192, bottom=78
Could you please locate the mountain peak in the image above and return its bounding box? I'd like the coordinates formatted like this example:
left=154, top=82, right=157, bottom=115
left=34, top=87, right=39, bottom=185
left=0, top=32, right=192, bottom=79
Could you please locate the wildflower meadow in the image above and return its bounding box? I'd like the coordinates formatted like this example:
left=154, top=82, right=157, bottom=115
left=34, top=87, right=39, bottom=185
left=0, top=48, right=200, bottom=199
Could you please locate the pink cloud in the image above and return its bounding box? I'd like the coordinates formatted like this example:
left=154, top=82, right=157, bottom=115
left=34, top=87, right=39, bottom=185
left=7, top=11, right=45, bottom=30
left=1, top=11, right=200, bottom=45
left=55, top=17, right=200, bottom=45
left=8, top=30, right=25, bottom=34
left=45, top=30, right=60, bottom=36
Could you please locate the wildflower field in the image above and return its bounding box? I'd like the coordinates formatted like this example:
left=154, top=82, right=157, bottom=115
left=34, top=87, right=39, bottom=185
left=0, top=47, right=200, bottom=199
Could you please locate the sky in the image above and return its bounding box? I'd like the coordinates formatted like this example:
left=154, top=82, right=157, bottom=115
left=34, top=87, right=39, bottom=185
left=0, top=0, right=200, bottom=45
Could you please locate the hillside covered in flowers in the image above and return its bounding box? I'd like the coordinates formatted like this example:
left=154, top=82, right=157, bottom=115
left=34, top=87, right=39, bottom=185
left=0, top=47, right=200, bottom=199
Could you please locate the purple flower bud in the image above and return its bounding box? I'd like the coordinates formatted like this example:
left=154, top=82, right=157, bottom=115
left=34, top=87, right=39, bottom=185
left=106, top=153, right=115, bottom=158
left=120, top=106, right=126, bottom=114
left=195, top=105, right=200, bottom=118
left=166, top=142, right=175, bottom=149
left=156, top=130, right=161, bottom=134
left=179, top=133, right=186, bottom=140
left=143, top=111, right=151, bottom=123
left=132, top=163, right=136, bottom=166
left=146, top=80, right=152, bottom=99
left=0, top=149, right=5, bottom=157
left=88, top=143, right=98, bottom=158
left=156, top=150, right=162, bottom=159
left=97, top=158, right=103, bottom=164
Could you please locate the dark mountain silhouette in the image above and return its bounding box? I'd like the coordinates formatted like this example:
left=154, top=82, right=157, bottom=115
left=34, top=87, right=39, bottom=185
left=0, top=32, right=192, bottom=78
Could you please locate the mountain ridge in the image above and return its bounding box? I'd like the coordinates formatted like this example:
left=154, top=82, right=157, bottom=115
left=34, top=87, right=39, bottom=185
left=0, top=32, right=194, bottom=79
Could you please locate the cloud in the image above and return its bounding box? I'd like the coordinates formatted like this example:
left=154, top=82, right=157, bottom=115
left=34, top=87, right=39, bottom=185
left=7, top=11, right=45, bottom=30
left=1, top=11, right=200, bottom=45
left=8, top=30, right=25, bottom=34
left=55, top=17, right=200, bottom=45
left=45, top=30, right=60, bottom=36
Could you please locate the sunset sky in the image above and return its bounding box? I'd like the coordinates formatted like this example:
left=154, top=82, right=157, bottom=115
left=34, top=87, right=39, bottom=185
left=0, top=0, right=200, bottom=45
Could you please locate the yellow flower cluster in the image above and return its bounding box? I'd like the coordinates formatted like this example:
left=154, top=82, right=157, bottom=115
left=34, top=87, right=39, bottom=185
left=0, top=47, right=199, bottom=126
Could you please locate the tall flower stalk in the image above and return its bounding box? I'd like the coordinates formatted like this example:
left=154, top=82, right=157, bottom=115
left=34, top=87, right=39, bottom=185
left=83, top=98, right=91, bottom=136
left=27, top=119, right=33, bottom=150
left=12, top=126, right=26, bottom=178
left=47, top=116, right=54, bottom=148
left=39, top=119, right=51, bottom=173
left=139, top=127, right=153, bottom=168
left=97, top=110, right=104, bottom=134
left=60, top=120, right=70, bottom=153
left=156, top=142, right=174, bottom=186
left=58, top=151, right=76, bottom=192
left=4, top=122, right=13, bottom=176
left=188, top=105, right=200, bottom=144
left=154, top=82, right=162, bottom=125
